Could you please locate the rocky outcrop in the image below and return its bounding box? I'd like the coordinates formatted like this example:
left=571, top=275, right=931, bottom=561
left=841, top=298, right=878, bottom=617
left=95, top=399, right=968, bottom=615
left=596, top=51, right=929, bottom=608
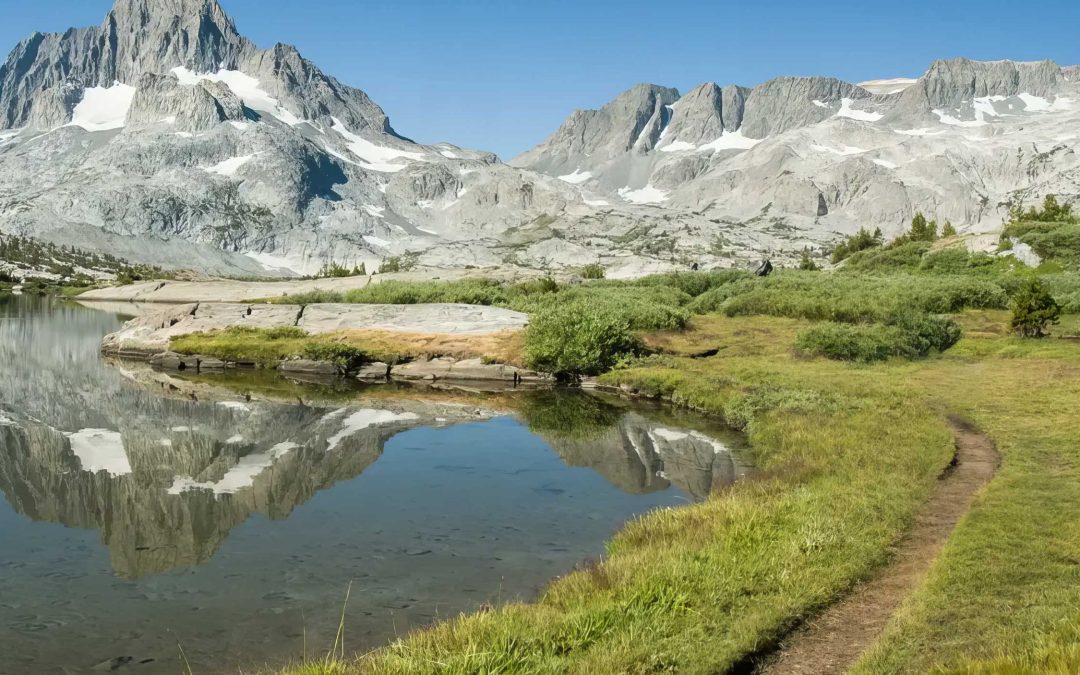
left=99, top=300, right=540, bottom=383
left=100, top=301, right=299, bottom=355
left=390, top=357, right=551, bottom=384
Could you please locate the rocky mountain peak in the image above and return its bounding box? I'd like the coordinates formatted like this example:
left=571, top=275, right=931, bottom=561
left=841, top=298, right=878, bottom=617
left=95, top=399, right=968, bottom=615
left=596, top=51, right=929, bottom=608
left=918, top=57, right=1062, bottom=107
left=101, top=0, right=250, bottom=82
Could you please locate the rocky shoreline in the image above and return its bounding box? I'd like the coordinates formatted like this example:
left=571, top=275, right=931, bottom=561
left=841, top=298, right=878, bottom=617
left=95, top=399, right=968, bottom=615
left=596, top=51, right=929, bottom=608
left=101, top=300, right=554, bottom=386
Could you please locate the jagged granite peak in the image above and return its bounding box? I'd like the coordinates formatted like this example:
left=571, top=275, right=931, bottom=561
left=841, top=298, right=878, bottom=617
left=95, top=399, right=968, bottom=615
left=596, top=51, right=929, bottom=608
left=510, top=84, right=680, bottom=176
left=0, top=0, right=391, bottom=134
left=658, top=83, right=750, bottom=149
left=739, top=75, right=870, bottom=138
left=882, top=57, right=1066, bottom=125
left=101, top=0, right=248, bottom=79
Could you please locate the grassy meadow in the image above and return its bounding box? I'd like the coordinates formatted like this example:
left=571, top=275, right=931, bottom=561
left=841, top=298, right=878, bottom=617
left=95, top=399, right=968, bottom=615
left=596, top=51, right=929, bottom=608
left=208, top=203, right=1080, bottom=674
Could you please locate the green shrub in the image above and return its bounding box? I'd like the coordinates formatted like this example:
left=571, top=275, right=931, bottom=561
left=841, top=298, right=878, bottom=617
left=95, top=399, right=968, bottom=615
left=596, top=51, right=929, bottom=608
left=1043, top=274, right=1080, bottom=313
left=1010, top=277, right=1061, bottom=338
left=1004, top=222, right=1080, bottom=269
left=797, top=322, right=906, bottom=362
left=524, top=301, right=641, bottom=377
left=629, top=269, right=750, bottom=297
left=796, top=315, right=961, bottom=363
left=341, top=278, right=509, bottom=306
left=706, top=272, right=1007, bottom=323
left=799, top=248, right=821, bottom=271
left=831, top=227, right=884, bottom=264
left=842, top=241, right=932, bottom=272
left=318, top=261, right=361, bottom=278
left=513, top=277, right=560, bottom=296
left=301, top=342, right=369, bottom=369
left=513, top=285, right=690, bottom=331
left=380, top=253, right=418, bottom=274
left=579, top=263, right=606, bottom=280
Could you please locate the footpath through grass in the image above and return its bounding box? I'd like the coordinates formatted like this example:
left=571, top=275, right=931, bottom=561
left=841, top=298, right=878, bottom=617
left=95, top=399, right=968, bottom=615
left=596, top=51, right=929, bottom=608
left=853, top=319, right=1080, bottom=674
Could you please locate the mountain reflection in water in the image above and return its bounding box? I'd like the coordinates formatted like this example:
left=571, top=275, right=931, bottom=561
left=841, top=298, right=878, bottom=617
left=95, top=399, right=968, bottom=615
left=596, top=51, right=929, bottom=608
left=0, top=296, right=749, bottom=674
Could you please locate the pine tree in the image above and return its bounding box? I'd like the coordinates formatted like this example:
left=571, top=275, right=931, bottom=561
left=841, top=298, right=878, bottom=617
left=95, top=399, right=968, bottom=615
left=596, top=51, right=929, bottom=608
left=1010, top=277, right=1060, bottom=338
left=941, top=220, right=958, bottom=237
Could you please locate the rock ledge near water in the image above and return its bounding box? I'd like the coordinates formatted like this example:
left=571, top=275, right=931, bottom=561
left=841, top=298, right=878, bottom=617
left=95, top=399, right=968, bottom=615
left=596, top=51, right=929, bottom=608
left=101, top=301, right=551, bottom=385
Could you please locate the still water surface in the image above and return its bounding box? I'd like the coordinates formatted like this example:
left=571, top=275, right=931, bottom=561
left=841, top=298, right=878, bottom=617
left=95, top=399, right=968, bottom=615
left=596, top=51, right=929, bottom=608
left=0, top=296, right=748, bottom=674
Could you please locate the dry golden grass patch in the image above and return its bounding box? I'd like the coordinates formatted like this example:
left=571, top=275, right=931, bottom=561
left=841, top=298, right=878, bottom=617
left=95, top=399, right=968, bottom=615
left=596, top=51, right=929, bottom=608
left=328, top=328, right=526, bottom=366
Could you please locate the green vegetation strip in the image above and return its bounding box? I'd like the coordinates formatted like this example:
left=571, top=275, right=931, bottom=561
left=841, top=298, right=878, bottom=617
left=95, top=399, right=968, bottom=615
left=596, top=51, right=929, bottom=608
left=170, top=327, right=395, bottom=369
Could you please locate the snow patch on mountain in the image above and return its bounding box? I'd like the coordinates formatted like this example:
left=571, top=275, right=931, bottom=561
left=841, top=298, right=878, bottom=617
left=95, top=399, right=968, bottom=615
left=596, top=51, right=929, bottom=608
left=558, top=169, right=593, bottom=184
left=204, top=154, right=256, bottom=176
left=619, top=185, right=669, bottom=204
left=66, top=84, right=137, bottom=131
left=171, top=67, right=300, bottom=125
left=836, top=98, right=883, bottom=122
left=698, top=130, right=761, bottom=152
left=330, top=117, right=427, bottom=172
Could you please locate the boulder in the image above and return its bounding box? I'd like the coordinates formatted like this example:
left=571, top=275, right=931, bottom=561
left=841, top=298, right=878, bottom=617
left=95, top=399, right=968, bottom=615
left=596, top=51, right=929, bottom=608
left=355, top=362, right=391, bottom=381
left=277, top=360, right=340, bottom=377
left=390, top=358, right=455, bottom=381
left=148, top=352, right=200, bottom=371
left=389, top=357, right=552, bottom=383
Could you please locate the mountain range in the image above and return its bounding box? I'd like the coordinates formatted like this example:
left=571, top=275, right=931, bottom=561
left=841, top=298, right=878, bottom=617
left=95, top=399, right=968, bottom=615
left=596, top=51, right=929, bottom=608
left=0, top=0, right=1076, bottom=277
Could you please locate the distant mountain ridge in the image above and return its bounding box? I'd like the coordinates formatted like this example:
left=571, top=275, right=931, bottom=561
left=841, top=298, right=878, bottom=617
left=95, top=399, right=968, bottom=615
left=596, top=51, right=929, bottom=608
left=0, top=0, right=1076, bottom=277
left=514, top=58, right=1080, bottom=247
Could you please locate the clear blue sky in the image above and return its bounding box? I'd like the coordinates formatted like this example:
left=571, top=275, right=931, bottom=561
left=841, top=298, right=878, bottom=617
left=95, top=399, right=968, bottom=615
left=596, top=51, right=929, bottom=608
left=2, top=0, right=1078, bottom=159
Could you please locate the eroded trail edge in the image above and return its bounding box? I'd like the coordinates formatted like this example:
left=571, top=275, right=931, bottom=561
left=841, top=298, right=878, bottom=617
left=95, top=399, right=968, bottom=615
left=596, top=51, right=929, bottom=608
left=759, top=418, right=1000, bottom=675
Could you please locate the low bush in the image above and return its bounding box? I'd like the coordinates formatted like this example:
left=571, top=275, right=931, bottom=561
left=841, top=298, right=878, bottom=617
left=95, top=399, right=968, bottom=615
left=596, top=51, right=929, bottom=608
left=524, top=301, right=641, bottom=378
left=841, top=241, right=933, bottom=272
left=579, top=263, right=606, bottom=280
left=1010, top=277, right=1061, bottom=338
left=342, top=278, right=509, bottom=306
left=796, top=314, right=962, bottom=363
left=1005, top=221, right=1080, bottom=269
left=628, top=269, right=750, bottom=297
left=705, top=272, right=1007, bottom=323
